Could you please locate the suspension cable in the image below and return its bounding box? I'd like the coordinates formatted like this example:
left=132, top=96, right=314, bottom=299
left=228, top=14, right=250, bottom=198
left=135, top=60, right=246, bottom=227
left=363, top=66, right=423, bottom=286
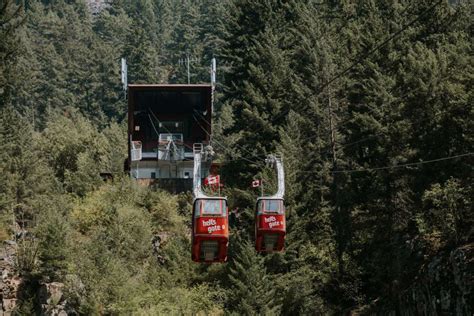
left=192, top=111, right=268, bottom=164
left=294, top=152, right=473, bottom=175
left=250, top=0, right=444, bottom=133
left=192, top=113, right=266, bottom=166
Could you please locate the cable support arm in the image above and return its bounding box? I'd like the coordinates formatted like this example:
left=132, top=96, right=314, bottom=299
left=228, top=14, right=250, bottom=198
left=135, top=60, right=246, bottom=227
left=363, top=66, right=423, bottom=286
left=264, top=154, right=285, bottom=199
left=193, top=144, right=214, bottom=199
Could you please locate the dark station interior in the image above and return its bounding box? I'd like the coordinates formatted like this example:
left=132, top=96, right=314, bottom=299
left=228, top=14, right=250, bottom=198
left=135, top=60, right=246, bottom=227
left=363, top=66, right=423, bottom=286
left=128, top=84, right=213, bottom=156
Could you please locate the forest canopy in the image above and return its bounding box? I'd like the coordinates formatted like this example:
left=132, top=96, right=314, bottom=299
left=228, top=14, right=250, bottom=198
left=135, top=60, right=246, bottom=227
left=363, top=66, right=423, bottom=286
left=0, top=0, right=472, bottom=314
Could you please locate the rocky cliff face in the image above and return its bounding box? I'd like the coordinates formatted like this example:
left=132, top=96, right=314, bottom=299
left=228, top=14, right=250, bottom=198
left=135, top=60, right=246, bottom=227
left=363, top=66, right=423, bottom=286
left=0, top=240, right=69, bottom=316
left=38, top=282, right=68, bottom=316
left=1, top=240, right=20, bottom=315
left=400, top=243, right=473, bottom=315
left=2, top=238, right=472, bottom=315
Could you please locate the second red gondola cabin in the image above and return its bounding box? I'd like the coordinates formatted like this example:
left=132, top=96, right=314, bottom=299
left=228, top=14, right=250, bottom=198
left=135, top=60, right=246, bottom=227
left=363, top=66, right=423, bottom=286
left=255, top=198, right=286, bottom=252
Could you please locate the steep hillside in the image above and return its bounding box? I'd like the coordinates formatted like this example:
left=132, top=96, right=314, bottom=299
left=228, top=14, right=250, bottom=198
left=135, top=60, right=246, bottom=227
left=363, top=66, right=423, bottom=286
left=0, top=0, right=472, bottom=314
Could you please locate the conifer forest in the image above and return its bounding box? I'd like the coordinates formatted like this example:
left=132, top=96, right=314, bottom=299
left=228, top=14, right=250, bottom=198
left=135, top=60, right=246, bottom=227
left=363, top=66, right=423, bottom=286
left=0, top=0, right=473, bottom=314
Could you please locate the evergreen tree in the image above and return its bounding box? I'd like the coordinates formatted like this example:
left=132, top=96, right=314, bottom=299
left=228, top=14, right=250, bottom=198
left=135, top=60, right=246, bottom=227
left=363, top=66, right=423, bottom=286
left=124, top=23, right=161, bottom=83
left=36, top=203, right=70, bottom=282
left=93, top=8, right=131, bottom=118
left=0, top=0, right=26, bottom=108
left=0, top=0, right=472, bottom=313
left=0, top=107, right=54, bottom=222
left=167, top=0, right=204, bottom=84
left=226, top=237, right=279, bottom=314
left=221, top=0, right=299, bottom=186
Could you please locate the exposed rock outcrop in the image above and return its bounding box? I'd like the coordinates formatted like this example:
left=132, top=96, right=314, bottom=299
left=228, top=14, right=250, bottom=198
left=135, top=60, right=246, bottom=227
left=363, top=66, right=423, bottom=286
left=39, top=282, right=68, bottom=316
left=1, top=240, right=71, bottom=315
left=400, top=243, right=473, bottom=315
left=1, top=240, right=21, bottom=315
left=152, top=232, right=170, bottom=264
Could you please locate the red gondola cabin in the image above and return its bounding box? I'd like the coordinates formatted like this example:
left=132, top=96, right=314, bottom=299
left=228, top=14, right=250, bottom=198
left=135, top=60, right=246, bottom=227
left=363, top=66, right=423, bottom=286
left=255, top=198, right=286, bottom=252
left=192, top=197, right=229, bottom=262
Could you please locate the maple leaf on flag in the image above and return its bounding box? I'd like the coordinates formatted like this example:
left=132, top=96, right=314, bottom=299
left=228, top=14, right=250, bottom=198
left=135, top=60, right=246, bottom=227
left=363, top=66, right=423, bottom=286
left=251, top=179, right=261, bottom=188
left=205, top=175, right=220, bottom=186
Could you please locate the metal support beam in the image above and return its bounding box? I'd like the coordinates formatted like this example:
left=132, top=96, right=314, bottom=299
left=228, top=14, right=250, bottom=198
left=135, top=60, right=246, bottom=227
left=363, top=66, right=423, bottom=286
left=264, top=155, right=285, bottom=199
left=192, top=143, right=215, bottom=199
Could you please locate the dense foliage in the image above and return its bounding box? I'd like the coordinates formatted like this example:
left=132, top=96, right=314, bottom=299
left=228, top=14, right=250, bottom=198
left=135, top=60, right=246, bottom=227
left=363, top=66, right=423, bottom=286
left=0, top=0, right=472, bottom=314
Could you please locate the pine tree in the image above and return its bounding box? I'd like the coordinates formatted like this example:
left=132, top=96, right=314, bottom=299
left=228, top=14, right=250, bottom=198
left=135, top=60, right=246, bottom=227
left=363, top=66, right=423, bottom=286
left=93, top=8, right=132, bottom=118
left=0, top=107, right=55, bottom=222
left=335, top=1, right=473, bottom=308
left=0, top=0, right=26, bottom=108
left=26, top=3, right=71, bottom=120
left=226, top=237, right=279, bottom=314
left=221, top=0, right=299, bottom=186
left=36, top=204, right=70, bottom=282
left=167, top=0, right=204, bottom=84
left=199, top=0, right=230, bottom=76
left=124, top=23, right=160, bottom=83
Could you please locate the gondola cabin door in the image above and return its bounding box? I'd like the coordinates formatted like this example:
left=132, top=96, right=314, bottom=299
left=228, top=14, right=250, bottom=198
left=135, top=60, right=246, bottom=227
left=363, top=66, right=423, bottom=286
left=255, top=198, right=285, bottom=252
left=192, top=198, right=229, bottom=262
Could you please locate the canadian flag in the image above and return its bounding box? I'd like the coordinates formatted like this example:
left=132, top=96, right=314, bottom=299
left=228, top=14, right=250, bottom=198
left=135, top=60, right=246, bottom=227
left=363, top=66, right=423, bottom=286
left=204, top=175, right=220, bottom=186
left=251, top=179, right=261, bottom=188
